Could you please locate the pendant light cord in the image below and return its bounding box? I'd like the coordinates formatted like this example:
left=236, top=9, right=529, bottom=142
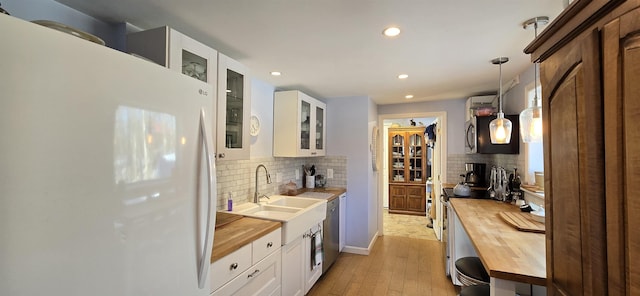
left=533, top=22, right=539, bottom=108
left=499, top=60, right=503, bottom=114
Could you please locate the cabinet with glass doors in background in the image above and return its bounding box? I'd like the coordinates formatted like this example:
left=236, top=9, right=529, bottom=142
left=388, top=127, right=429, bottom=215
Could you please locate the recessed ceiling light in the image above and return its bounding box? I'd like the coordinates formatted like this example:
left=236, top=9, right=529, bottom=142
left=383, top=27, right=401, bottom=37
left=398, top=74, right=409, bottom=79
left=270, top=71, right=281, bottom=76
left=405, top=95, right=414, bottom=99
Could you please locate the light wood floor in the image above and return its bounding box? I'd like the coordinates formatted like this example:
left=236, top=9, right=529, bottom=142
left=307, top=235, right=459, bottom=296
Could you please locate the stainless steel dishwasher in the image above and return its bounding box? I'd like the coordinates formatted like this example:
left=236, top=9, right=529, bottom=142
left=323, top=197, right=339, bottom=273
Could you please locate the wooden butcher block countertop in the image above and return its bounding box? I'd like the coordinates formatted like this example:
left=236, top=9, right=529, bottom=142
left=289, top=187, right=347, bottom=201
left=210, top=212, right=281, bottom=263
left=449, top=198, right=546, bottom=286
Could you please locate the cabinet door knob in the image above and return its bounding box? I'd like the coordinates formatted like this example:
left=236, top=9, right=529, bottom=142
left=229, top=263, right=238, bottom=270
left=218, top=153, right=226, bottom=158
left=267, top=242, right=273, bottom=248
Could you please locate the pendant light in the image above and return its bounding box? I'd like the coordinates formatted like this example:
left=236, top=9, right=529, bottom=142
left=520, top=16, right=549, bottom=143
left=489, top=57, right=512, bottom=144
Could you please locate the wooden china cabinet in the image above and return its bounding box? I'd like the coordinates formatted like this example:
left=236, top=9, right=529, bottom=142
left=388, top=127, right=429, bottom=216
left=525, top=0, right=640, bottom=295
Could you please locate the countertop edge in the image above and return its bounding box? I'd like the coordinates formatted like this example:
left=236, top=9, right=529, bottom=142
left=449, top=199, right=546, bottom=286
left=293, top=187, right=346, bottom=201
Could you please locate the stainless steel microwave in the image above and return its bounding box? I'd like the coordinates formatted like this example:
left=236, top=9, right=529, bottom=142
left=465, top=115, right=520, bottom=154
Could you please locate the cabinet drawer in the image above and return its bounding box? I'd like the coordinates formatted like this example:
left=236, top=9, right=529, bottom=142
left=252, top=228, right=281, bottom=265
left=210, top=244, right=252, bottom=292
left=211, top=248, right=282, bottom=296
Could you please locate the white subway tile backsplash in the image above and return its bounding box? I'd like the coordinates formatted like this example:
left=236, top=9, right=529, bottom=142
left=446, top=153, right=524, bottom=184
left=215, top=156, right=347, bottom=210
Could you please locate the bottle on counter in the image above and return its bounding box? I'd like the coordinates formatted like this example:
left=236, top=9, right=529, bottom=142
left=513, top=168, right=521, bottom=191
left=227, top=192, right=233, bottom=211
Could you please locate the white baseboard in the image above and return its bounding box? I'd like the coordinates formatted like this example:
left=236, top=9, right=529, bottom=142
left=340, top=231, right=379, bottom=255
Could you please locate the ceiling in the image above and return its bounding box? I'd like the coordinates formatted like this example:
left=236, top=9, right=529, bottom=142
left=57, top=0, right=565, bottom=105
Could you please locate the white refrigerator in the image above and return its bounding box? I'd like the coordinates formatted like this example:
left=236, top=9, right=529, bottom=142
left=0, top=15, right=217, bottom=296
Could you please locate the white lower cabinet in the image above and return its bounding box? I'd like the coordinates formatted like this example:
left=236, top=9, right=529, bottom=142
left=210, top=228, right=282, bottom=296
left=212, top=250, right=281, bottom=296
left=281, top=236, right=304, bottom=296
left=281, top=224, right=324, bottom=296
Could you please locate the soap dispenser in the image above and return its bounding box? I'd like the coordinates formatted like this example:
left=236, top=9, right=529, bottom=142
left=227, top=192, right=233, bottom=211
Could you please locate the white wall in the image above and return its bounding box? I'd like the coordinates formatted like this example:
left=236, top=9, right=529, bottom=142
left=379, top=98, right=466, bottom=155
left=250, top=79, right=275, bottom=158
left=503, top=65, right=535, bottom=115
left=327, top=96, right=377, bottom=250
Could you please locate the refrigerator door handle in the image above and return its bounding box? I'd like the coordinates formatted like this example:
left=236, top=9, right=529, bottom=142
left=197, top=109, right=214, bottom=289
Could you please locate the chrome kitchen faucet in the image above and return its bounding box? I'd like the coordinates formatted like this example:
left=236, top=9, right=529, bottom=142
left=254, top=164, right=272, bottom=203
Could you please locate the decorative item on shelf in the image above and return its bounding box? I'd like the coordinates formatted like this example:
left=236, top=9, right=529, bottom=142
left=520, top=16, right=549, bottom=143
left=489, top=57, right=513, bottom=144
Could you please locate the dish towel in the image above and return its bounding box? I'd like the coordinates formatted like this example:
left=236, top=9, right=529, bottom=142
left=311, top=229, right=323, bottom=270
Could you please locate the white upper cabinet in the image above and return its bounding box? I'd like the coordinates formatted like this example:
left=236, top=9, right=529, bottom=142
left=127, top=26, right=218, bottom=85
left=216, top=53, right=251, bottom=160
left=127, top=28, right=251, bottom=160
left=274, top=90, right=326, bottom=157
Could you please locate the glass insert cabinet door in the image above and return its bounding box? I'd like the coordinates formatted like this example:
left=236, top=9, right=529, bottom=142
left=388, top=128, right=426, bottom=184
left=390, top=133, right=405, bottom=182
left=126, top=27, right=218, bottom=84
left=225, top=68, right=243, bottom=148
left=315, top=105, right=324, bottom=150
left=300, top=100, right=311, bottom=150
left=182, top=49, right=208, bottom=82
left=216, top=53, right=250, bottom=160
left=408, top=133, right=424, bottom=183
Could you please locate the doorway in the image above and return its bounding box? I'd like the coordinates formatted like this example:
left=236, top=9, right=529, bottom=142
left=377, top=112, right=447, bottom=241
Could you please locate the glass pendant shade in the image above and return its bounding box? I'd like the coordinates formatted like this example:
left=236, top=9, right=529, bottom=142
left=520, top=16, right=548, bottom=143
left=489, top=57, right=511, bottom=144
left=490, top=112, right=513, bottom=144
left=520, top=104, right=543, bottom=142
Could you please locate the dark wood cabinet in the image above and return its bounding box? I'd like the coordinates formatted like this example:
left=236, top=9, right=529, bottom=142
left=525, top=1, right=640, bottom=295
left=603, top=7, right=640, bottom=295
left=388, top=127, right=427, bottom=215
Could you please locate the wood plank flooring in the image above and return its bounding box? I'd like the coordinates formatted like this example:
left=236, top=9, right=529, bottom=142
left=307, top=235, right=459, bottom=296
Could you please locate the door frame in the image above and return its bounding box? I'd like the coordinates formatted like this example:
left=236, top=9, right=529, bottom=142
left=377, top=111, right=447, bottom=240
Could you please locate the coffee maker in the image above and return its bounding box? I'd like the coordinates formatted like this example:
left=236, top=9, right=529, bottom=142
left=464, top=163, right=486, bottom=187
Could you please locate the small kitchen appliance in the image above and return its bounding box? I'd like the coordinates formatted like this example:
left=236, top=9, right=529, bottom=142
left=464, top=163, right=486, bottom=186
